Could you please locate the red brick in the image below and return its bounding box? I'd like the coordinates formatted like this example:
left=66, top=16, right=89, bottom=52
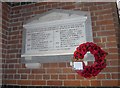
left=34, top=10, right=47, bottom=14
left=49, top=63, right=59, bottom=68
left=10, top=35, right=18, bottom=40
left=11, top=22, right=22, bottom=26
left=108, top=48, right=118, bottom=53
left=95, top=9, right=112, bottom=16
left=59, top=74, right=67, bottom=79
left=39, top=5, right=45, bottom=10
left=47, top=69, right=61, bottom=73
left=103, top=67, right=118, bottom=72
left=2, top=64, right=7, bottom=68
left=16, top=54, right=21, bottom=58
left=32, top=80, right=46, bottom=85
left=63, top=68, right=75, bottom=73
left=81, top=80, right=90, bottom=86
left=6, top=59, right=19, bottom=63
left=17, top=80, right=31, bottom=85
left=97, top=74, right=106, bottom=79
left=109, top=60, right=119, bottom=66
left=65, top=2, right=74, bottom=6
left=93, top=31, right=97, bottom=37
left=96, top=19, right=114, bottom=26
left=92, top=21, right=96, bottom=27
left=51, top=75, right=58, bottom=79
left=57, top=2, right=66, bottom=7
left=112, top=73, right=119, bottom=79
left=19, top=17, right=24, bottom=21
left=106, top=54, right=118, bottom=59
left=107, top=36, right=117, bottom=42
left=2, top=3, right=10, bottom=11
left=43, top=74, right=50, bottom=80
left=3, top=74, right=7, bottom=79
left=67, top=74, right=75, bottom=79
left=2, top=14, right=9, bottom=21
left=91, top=16, right=97, bottom=21
left=35, top=75, right=42, bottom=79
left=101, top=37, right=107, bottom=42
left=21, top=74, right=27, bottom=79
left=64, top=80, right=80, bottom=86
left=90, top=6, right=98, bottom=11
left=8, top=64, right=14, bottom=68
left=4, top=80, right=16, bottom=84
left=106, top=42, right=117, bottom=48
left=45, top=4, right=51, bottom=9
left=76, top=74, right=84, bottom=79
left=7, top=75, right=14, bottom=79
left=91, top=80, right=101, bottom=86
left=93, top=38, right=101, bottom=43
left=106, top=73, right=111, bottom=79
left=66, top=62, right=71, bottom=67
left=51, top=3, right=59, bottom=8
left=83, top=2, right=94, bottom=7
left=96, top=43, right=105, bottom=48
left=97, top=31, right=115, bottom=36
left=32, top=69, right=45, bottom=74
left=8, top=49, right=18, bottom=53
left=18, top=69, right=30, bottom=73
left=14, top=74, right=20, bottom=79
left=62, top=5, right=75, bottom=10
left=102, top=3, right=112, bottom=9
left=11, top=14, right=21, bottom=18
left=9, top=44, right=17, bottom=48
left=10, top=31, right=20, bottom=36
left=14, top=64, right=21, bottom=68
left=81, top=7, right=89, bottom=11
left=35, top=2, right=48, bottom=6
left=14, top=10, right=20, bottom=14
left=103, top=14, right=113, bottom=20
left=47, top=81, right=62, bottom=86
left=17, top=44, right=22, bottom=48
left=22, top=12, right=33, bottom=16
left=12, top=6, right=22, bottom=10
left=59, top=62, right=66, bottom=67
left=5, top=69, right=16, bottom=74
left=22, top=4, right=35, bottom=8
left=96, top=5, right=103, bottom=10
left=102, top=80, right=119, bottom=86
left=42, top=63, right=50, bottom=68
left=28, top=74, right=35, bottom=79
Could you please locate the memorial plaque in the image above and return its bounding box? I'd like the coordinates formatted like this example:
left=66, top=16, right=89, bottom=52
left=21, top=9, right=93, bottom=63
left=23, top=18, right=87, bottom=56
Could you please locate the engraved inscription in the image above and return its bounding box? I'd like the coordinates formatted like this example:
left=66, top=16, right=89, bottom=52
left=25, top=21, right=86, bottom=55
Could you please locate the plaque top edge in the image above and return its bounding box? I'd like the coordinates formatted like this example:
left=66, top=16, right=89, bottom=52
left=23, top=9, right=90, bottom=26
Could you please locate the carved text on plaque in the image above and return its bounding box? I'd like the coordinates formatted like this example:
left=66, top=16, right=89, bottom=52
left=25, top=19, right=86, bottom=56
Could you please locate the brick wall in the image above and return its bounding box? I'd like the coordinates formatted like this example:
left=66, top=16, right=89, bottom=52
left=0, top=2, right=2, bottom=86
left=117, top=1, right=120, bottom=69
left=2, top=2, right=11, bottom=87
left=2, top=2, right=120, bottom=87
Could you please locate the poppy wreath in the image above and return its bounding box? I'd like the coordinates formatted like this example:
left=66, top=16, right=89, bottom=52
left=73, top=42, right=108, bottom=78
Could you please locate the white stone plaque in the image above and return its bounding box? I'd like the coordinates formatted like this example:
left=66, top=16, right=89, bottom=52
left=21, top=9, right=93, bottom=64
left=23, top=18, right=87, bottom=56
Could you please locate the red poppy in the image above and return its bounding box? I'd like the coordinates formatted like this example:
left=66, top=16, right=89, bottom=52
left=73, top=42, right=108, bottom=78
